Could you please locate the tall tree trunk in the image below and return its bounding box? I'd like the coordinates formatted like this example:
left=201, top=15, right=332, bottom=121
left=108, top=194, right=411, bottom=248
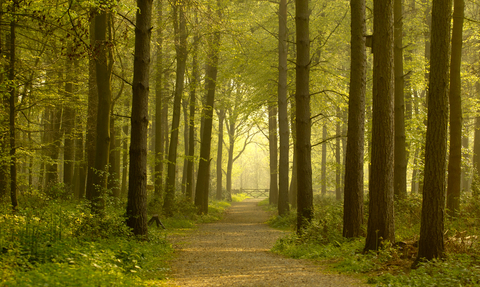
left=186, top=23, right=199, bottom=201
left=108, top=117, right=120, bottom=196
left=295, top=0, right=313, bottom=233
left=91, top=8, right=113, bottom=213
left=85, top=11, right=98, bottom=201
left=181, top=97, right=189, bottom=195
left=447, top=0, right=464, bottom=218
left=8, top=7, right=17, bottom=208
left=163, top=2, right=187, bottom=216
left=216, top=108, right=225, bottom=200
left=277, top=0, right=289, bottom=215
left=195, top=3, right=221, bottom=214
left=63, top=53, right=75, bottom=195
left=154, top=0, right=164, bottom=199
left=364, top=0, right=395, bottom=252
left=126, top=0, right=152, bottom=236
left=289, top=99, right=297, bottom=208
left=343, top=0, right=366, bottom=239
left=415, top=0, right=451, bottom=264
left=225, top=117, right=235, bottom=202
left=268, top=103, right=278, bottom=205
left=335, top=108, right=342, bottom=201
left=321, top=124, right=327, bottom=196
left=394, top=0, right=407, bottom=199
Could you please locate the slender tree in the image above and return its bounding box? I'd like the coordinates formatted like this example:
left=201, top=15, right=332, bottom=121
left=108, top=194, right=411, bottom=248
left=195, top=5, right=221, bottom=214
left=126, top=0, right=152, bottom=236
left=216, top=108, right=225, bottom=200
left=415, top=0, right=452, bottom=264
left=268, top=103, right=278, bottom=205
left=394, top=0, right=407, bottom=199
left=364, top=0, right=395, bottom=252
left=154, top=0, right=164, bottom=199
left=186, top=21, right=199, bottom=200
left=277, top=0, right=289, bottom=216
left=163, top=1, right=187, bottom=216
left=446, top=0, right=464, bottom=218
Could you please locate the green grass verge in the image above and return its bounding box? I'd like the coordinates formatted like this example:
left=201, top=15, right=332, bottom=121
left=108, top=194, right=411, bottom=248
left=0, top=188, right=232, bottom=286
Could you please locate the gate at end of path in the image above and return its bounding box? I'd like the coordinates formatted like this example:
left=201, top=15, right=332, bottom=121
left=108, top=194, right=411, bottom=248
left=232, top=188, right=269, bottom=198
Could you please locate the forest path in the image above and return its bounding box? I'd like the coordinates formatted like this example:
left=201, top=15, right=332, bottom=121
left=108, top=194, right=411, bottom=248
left=165, top=198, right=365, bottom=287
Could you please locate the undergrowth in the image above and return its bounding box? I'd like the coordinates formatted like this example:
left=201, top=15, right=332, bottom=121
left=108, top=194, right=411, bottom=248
left=0, top=186, right=231, bottom=286
left=269, top=193, right=480, bottom=286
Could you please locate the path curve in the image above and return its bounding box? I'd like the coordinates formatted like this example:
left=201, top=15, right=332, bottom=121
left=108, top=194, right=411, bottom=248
left=166, top=198, right=365, bottom=286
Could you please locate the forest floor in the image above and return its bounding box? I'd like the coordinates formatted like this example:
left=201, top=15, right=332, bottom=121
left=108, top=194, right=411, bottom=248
left=164, top=198, right=367, bottom=286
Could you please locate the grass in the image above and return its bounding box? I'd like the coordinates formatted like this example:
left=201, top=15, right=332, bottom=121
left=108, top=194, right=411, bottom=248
left=268, top=193, right=480, bottom=286
left=0, top=187, right=232, bottom=286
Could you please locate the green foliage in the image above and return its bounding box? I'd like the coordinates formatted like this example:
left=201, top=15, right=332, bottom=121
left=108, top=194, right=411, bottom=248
left=372, top=255, right=480, bottom=286
left=0, top=185, right=175, bottom=286
left=271, top=193, right=480, bottom=285
left=231, top=193, right=250, bottom=202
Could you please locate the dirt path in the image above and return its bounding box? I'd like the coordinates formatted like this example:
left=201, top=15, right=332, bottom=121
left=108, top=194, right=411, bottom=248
left=166, top=198, right=365, bottom=286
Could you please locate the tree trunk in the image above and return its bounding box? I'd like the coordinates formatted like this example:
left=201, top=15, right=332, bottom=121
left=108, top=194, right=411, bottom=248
left=295, top=0, right=313, bottom=233
left=85, top=11, right=98, bottom=201
left=126, top=0, right=152, bottom=237
left=447, top=0, right=464, bottom=218
left=415, top=0, right=451, bottom=264
left=163, top=2, right=187, bottom=216
left=216, top=108, right=225, bottom=200
left=268, top=103, right=278, bottom=205
left=335, top=108, right=342, bottom=201
left=343, top=0, right=366, bottom=239
left=394, top=0, right=407, bottom=199
left=180, top=97, right=189, bottom=195
left=277, top=0, right=289, bottom=215
left=8, top=10, right=17, bottom=208
left=226, top=118, right=235, bottom=202
left=289, top=99, right=297, bottom=208
left=364, top=0, right=395, bottom=252
left=63, top=54, right=75, bottom=195
left=154, top=0, right=164, bottom=199
left=195, top=24, right=221, bottom=213
left=186, top=23, right=199, bottom=201
left=90, top=8, right=113, bottom=213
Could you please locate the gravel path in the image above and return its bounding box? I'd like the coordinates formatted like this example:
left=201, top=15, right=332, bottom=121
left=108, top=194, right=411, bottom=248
left=166, top=198, right=366, bottom=286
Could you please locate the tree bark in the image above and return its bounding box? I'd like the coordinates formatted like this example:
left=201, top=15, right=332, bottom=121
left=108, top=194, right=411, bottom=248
left=163, top=2, right=187, bottom=216
left=154, top=0, right=164, bottom=199
left=8, top=7, right=17, bottom=208
left=85, top=11, right=98, bottom=201
left=364, top=0, right=395, bottom=252
left=195, top=26, right=220, bottom=214
left=343, top=0, right=366, bottom=238
left=295, top=0, right=313, bottom=233
left=321, top=124, right=327, bottom=196
left=186, top=24, right=199, bottom=201
left=277, top=0, right=289, bottom=215
left=90, top=8, right=113, bottom=213
left=394, top=0, right=407, bottom=199
left=126, top=0, right=152, bottom=237
left=447, top=0, right=464, bottom=218
left=415, top=0, right=451, bottom=264
left=216, top=108, right=225, bottom=200
left=268, top=103, right=278, bottom=205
